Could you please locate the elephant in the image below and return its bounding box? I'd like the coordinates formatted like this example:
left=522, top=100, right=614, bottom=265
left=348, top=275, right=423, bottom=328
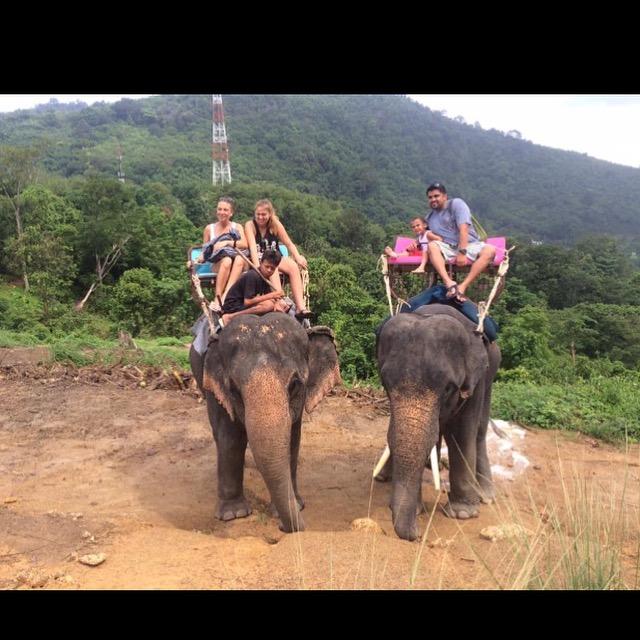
left=190, top=313, right=341, bottom=533
left=375, top=304, right=501, bottom=541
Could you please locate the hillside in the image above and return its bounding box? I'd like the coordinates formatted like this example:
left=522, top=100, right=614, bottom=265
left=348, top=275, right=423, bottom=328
left=2, top=94, right=640, bottom=245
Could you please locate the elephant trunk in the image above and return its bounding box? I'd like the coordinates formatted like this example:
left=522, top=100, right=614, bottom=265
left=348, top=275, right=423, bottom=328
left=389, top=388, right=439, bottom=541
left=243, top=368, right=304, bottom=533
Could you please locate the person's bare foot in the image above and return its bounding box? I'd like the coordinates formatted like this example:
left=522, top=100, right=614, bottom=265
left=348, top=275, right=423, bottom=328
left=384, top=247, right=397, bottom=258
left=412, top=267, right=426, bottom=273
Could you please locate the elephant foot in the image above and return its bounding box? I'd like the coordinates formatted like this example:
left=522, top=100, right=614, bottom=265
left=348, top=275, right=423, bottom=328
left=442, top=500, right=480, bottom=520
left=215, top=497, right=252, bottom=522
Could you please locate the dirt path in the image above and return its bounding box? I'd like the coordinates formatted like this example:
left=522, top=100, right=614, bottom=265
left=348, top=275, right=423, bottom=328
left=1, top=373, right=639, bottom=590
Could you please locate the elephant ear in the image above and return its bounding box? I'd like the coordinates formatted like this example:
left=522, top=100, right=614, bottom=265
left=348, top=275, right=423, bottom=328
left=202, top=337, right=235, bottom=420
left=460, top=333, right=489, bottom=399
left=305, top=326, right=342, bottom=413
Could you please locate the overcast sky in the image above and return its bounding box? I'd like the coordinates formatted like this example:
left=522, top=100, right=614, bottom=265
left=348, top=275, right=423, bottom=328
left=2, top=94, right=639, bottom=170
left=408, top=94, right=640, bottom=169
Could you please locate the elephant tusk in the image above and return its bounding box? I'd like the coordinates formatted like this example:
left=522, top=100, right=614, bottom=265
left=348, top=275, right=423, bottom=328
left=430, top=446, right=441, bottom=492
left=373, top=445, right=390, bottom=478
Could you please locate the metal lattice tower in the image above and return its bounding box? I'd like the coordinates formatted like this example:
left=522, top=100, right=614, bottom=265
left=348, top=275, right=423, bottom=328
left=212, top=95, right=232, bottom=185
left=116, top=143, right=125, bottom=183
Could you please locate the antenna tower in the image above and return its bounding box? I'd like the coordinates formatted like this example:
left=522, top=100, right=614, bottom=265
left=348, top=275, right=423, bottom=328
left=212, top=95, right=232, bottom=185
left=116, top=143, right=125, bottom=183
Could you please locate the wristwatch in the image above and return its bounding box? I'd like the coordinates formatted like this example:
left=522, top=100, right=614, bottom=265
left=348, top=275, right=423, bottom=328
left=458, top=248, right=468, bottom=255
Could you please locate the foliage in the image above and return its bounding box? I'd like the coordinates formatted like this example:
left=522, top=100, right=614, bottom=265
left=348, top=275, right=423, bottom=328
left=309, top=257, right=387, bottom=382
left=2, top=97, right=640, bottom=443
left=497, top=305, right=553, bottom=370
left=493, top=375, right=640, bottom=443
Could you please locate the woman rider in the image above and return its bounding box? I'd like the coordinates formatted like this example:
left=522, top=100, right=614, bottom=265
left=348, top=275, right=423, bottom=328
left=244, top=199, right=312, bottom=318
left=201, top=196, right=248, bottom=311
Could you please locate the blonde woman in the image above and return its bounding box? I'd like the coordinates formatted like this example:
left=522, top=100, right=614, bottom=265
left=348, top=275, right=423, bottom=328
left=244, top=199, right=312, bottom=319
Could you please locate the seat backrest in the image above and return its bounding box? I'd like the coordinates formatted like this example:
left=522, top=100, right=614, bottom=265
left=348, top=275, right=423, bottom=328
left=486, top=237, right=506, bottom=266
left=190, top=246, right=216, bottom=279
left=386, top=236, right=422, bottom=264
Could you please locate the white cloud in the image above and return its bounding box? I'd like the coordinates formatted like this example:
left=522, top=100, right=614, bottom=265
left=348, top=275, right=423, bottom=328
left=408, top=94, right=640, bottom=169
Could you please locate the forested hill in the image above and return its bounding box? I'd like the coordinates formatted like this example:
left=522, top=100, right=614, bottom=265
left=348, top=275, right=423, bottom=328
left=2, top=94, right=640, bottom=245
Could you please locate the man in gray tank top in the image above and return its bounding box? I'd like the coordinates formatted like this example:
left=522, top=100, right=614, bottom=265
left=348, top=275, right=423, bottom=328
left=424, top=182, right=496, bottom=303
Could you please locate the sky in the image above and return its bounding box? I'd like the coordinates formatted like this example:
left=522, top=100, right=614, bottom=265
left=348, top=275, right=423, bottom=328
left=408, top=94, right=640, bottom=169
left=1, top=94, right=639, bottom=170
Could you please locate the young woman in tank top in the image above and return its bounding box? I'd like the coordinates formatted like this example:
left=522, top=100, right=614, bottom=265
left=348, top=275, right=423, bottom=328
left=202, top=197, right=248, bottom=311
left=244, top=199, right=311, bottom=318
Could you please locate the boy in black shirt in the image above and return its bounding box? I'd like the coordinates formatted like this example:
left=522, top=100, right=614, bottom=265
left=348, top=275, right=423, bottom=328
left=220, top=249, right=290, bottom=327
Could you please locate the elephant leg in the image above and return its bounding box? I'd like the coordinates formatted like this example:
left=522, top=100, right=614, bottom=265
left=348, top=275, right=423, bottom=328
left=442, top=428, right=480, bottom=520
left=475, top=386, right=495, bottom=504
left=207, top=399, right=252, bottom=521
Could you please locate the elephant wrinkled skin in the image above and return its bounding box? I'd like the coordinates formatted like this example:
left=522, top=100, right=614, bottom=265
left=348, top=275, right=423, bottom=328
left=190, top=313, right=341, bottom=533
left=376, top=304, right=501, bottom=541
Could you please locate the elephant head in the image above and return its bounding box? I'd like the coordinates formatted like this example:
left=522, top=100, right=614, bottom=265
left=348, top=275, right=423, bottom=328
left=376, top=304, right=500, bottom=541
left=192, top=313, right=341, bottom=533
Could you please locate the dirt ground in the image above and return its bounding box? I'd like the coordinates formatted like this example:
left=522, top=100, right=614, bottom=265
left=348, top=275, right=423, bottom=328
left=1, top=362, right=639, bottom=590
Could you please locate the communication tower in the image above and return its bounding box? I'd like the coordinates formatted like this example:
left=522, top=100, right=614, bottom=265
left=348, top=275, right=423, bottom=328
left=212, top=95, right=232, bottom=185
left=116, top=144, right=125, bottom=183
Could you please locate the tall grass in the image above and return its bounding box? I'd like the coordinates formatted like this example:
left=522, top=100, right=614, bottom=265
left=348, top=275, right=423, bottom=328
left=458, top=442, right=640, bottom=590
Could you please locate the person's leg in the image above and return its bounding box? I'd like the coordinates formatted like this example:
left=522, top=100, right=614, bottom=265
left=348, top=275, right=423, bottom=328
left=428, top=242, right=455, bottom=288
left=268, top=269, right=283, bottom=294
left=221, top=256, right=247, bottom=303
left=277, top=257, right=307, bottom=312
left=412, top=249, right=430, bottom=273
left=458, top=245, right=496, bottom=296
left=221, top=300, right=276, bottom=325
left=215, top=257, right=232, bottom=304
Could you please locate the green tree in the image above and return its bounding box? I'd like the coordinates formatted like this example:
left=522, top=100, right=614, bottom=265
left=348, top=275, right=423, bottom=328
left=11, top=185, right=81, bottom=317
left=499, top=305, right=553, bottom=370
left=70, top=176, right=136, bottom=310
left=0, top=144, right=44, bottom=290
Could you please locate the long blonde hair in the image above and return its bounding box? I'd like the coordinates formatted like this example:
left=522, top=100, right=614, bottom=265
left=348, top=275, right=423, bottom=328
left=253, top=199, right=279, bottom=236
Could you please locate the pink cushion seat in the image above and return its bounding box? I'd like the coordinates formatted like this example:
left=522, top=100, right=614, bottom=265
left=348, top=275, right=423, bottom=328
left=387, top=236, right=506, bottom=267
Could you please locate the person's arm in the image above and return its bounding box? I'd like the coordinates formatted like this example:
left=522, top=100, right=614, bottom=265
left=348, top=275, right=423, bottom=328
left=203, top=224, right=212, bottom=243
left=275, top=220, right=307, bottom=269
left=244, top=221, right=260, bottom=267
left=456, top=223, right=470, bottom=266
left=426, top=230, right=442, bottom=242
left=242, top=272, right=283, bottom=307
left=244, top=289, right=284, bottom=307
left=234, top=224, right=247, bottom=251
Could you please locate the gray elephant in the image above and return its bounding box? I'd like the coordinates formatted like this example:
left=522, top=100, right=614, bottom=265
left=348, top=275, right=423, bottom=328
left=190, top=313, right=341, bottom=533
left=376, top=304, right=501, bottom=541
